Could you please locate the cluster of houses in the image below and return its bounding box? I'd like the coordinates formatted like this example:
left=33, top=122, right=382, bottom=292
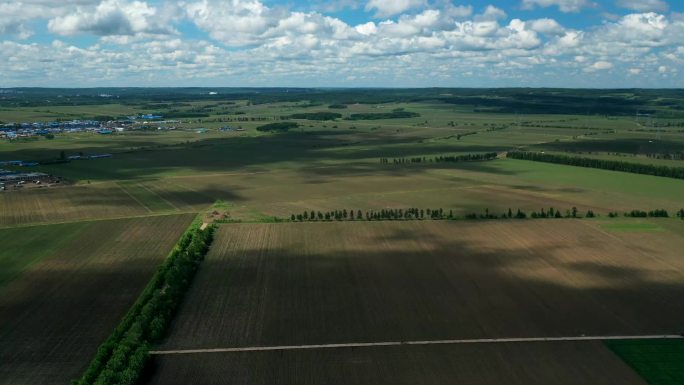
left=0, top=120, right=105, bottom=139
left=0, top=114, right=183, bottom=140
left=0, top=169, right=52, bottom=190
left=0, top=160, right=38, bottom=167
left=220, top=125, right=244, bottom=132
left=0, top=153, right=111, bottom=168
left=66, top=154, right=112, bottom=160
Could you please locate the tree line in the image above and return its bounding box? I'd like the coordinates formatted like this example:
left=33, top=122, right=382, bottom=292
left=288, top=207, right=680, bottom=222
left=346, top=110, right=420, bottom=120
left=256, top=122, right=299, bottom=132
left=72, top=221, right=216, bottom=385
left=291, top=207, right=681, bottom=222
left=284, top=112, right=342, bottom=121
left=618, top=209, right=671, bottom=218
left=380, top=152, right=497, bottom=165
left=507, top=151, right=684, bottom=179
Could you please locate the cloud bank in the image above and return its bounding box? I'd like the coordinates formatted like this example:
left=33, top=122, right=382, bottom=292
left=0, top=0, right=681, bottom=87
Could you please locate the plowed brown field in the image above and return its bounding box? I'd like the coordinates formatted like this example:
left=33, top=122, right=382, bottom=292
left=144, top=220, right=684, bottom=384
left=144, top=341, right=648, bottom=385
left=0, top=214, right=194, bottom=385
left=160, top=221, right=684, bottom=350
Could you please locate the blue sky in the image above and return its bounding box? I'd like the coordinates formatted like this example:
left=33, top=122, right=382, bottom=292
left=1, top=0, right=683, bottom=87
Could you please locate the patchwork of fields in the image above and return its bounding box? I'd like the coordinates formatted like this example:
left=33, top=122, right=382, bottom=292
left=0, top=214, right=194, bottom=385
left=4, top=158, right=684, bottom=227
left=143, top=220, right=684, bottom=383
left=2, top=92, right=684, bottom=384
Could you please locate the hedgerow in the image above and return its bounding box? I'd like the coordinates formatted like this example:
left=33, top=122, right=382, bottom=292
left=507, top=151, right=684, bottom=179
left=72, top=220, right=215, bottom=385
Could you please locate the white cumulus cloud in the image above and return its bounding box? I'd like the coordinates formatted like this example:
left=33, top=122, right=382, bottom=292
left=528, top=18, right=565, bottom=35
left=616, top=0, right=668, bottom=12
left=588, top=60, right=613, bottom=70
left=1, top=0, right=684, bottom=87
left=365, top=0, right=425, bottom=18
left=48, top=0, right=177, bottom=36
left=521, top=0, right=594, bottom=13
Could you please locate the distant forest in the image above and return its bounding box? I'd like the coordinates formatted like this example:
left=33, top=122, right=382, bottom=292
left=3, top=88, right=684, bottom=116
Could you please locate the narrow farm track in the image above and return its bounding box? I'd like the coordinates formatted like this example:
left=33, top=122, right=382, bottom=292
left=150, top=335, right=683, bottom=355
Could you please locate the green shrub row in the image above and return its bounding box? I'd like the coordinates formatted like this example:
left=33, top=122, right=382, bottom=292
left=72, top=221, right=216, bottom=385
left=507, top=151, right=684, bottom=179
left=380, top=153, right=497, bottom=164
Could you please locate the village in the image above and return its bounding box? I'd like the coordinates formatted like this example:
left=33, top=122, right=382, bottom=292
left=0, top=169, right=59, bottom=191
left=0, top=114, right=188, bottom=140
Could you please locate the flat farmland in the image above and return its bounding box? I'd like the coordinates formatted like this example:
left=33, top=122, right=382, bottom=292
left=160, top=220, right=684, bottom=349
left=0, top=182, right=152, bottom=227
left=144, top=341, right=647, bottom=385
left=4, top=155, right=684, bottom=227
left=160, top=159, right=684, bottom=222
left=0, top=213, right=194, bottom=385
left=145, top=220, right=684, bottom=384
left=0, top=180, right=209, bottom=227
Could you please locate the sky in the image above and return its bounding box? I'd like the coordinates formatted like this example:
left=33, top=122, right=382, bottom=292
left=0, top=0, right=683, bottom=88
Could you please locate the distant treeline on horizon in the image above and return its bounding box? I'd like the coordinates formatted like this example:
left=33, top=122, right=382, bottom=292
left=2, top=88, right=684, bottom=117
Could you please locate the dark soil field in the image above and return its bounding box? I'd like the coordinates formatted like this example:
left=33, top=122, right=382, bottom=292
left=144, top=220, right=684, bottom=384
left=159, top=221, right=684, bottom=350
left=144, top=341, right=647, bottom=385
left=0, top=214, right=194, bottom=385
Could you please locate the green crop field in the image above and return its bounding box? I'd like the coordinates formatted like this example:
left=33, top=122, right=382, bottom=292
left=607, top=339, right=684, bottom=385
left=2, top=88, right=684, bottom=385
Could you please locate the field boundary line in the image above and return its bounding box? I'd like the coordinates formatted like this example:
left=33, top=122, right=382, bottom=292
left=0, top=211, right=199, bottom=230
left=150, top=335, right=682, bottom=355
left=137, top=182, right=181, bottom=211
left=116, top=182, right=153, bottom=213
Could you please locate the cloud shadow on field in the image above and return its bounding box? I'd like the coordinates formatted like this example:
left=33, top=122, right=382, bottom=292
left=1, top=129, right=518, bottom=182
left=0, top=254, right=174, bottom=385
left=533, top=138, right=684, bottom=154
left=157, top=222, right=684, bottom=353
left=563, top=261, right=651, bottom=282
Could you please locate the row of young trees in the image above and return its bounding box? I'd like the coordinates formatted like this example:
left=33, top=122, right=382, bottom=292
left=346, top=110, right=420, bottom=120
left=618, top=209, right=671, bottom=218
left=285, top=112, right=342, bottom=121
left=291, top=207, right=684, bottom=222
left=72, top=221, right=216, bottom=385
left=379, top=152, right=497, bottom=165
left=289, top=207, right=609, bottom=222
left=507, top=151, right=684, bottom=180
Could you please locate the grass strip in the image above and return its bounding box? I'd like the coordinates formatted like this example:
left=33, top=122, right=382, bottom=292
left=71, top=217, right=216, bottom=385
